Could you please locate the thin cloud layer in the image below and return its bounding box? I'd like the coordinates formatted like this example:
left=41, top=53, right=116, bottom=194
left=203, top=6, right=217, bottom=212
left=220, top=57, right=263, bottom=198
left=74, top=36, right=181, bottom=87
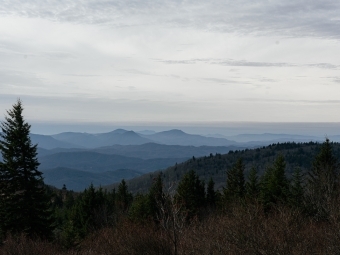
left=0, top=0, right=340, bottom=126
left=1, top=0, right=340, bottom=39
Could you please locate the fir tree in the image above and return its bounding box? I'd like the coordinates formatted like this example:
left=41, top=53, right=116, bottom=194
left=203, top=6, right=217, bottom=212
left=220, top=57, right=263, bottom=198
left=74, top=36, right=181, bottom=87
left=245, top=166, right=260, bottom=199
left=206, top=177, right=216, bottom=207
left=0, top=99, right=53, bottom=238
left=306, top=138, right=339, bottom=219
left=147, top=174, right=164, bottom=219
left=175, top=170, right=205, bottom=220
left=224, top=158, right=245, bottom=201
left=289, top=167, right=304, bottom=208
left=260, top=154, right=289, bottom=209
left=116, top=179, right=132, bottom=212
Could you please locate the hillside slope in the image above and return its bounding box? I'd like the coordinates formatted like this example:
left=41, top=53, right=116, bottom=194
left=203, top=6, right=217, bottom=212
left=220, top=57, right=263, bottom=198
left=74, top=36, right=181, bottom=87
left=43, top=167, right=142, bottom=191
left=105, top=141, right=340, bottom=193
left=39, top=151, right=188, bottom=173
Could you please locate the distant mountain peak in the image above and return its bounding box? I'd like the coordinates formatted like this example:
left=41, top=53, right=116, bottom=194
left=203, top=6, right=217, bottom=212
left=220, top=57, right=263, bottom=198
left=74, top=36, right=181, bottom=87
left=107, top=129, right=129, bottom=135
left=161, top=129, right=187, bottom=135
left=122, top=131, right=139, bottom=136
left=137, top=130, right=156, bottom=135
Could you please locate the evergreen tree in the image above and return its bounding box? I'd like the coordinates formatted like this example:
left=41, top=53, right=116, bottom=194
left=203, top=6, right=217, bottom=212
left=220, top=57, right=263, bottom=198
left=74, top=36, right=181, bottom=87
left=206, top=177, right=216, bottom=208
left=116, top=179, right=132, bottom=212
left=175, top=170, right=205, bottom=220
left=130, top=175, right=166, bottom=223
left=129, top=193, right=149, bottom=223
left=260, top=154, right=289, bottom=209
left=306, top=138, right=339, bottom=219
left=224, top=158, right=245, bottom=201
left=245, top=166, right=260, bottom=199
left=0, top=100, right=53, bottom=238
left=147, top=174, right=164, bottom=219
left=289, top=167, right=304, bottom=208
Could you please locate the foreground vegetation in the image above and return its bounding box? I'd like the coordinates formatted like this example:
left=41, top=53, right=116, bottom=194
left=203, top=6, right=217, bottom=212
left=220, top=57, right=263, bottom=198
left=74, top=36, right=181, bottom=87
left=2, top=138, right=340, bottom=254
left=1, top=100, right=340, bottom=254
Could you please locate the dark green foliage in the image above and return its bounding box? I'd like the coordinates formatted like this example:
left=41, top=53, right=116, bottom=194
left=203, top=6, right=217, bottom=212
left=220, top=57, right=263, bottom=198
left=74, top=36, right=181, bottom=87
left=245, top=166, right=260, bottom=199
left=5, top=98, right=340, bottom=253
left=57, top=184, right=116, bottom=247
left=1, top=135, right=340, bottom=253
left=175, top=170, right=205, bottom=220
left=129, top=193, right=150, bottom=222
left=116, top=179, right=133, bottom=212
left=206, top=177, right=216, bottom=207
left=289, top=167, right=304, bottom=208
left=305, top=138, right=339, bottom=220
left=224, top=158, right=245, bottom=201
left=147, top=174, right=164, bottom=219
left=129, top=176, right=164, bottom=223
left=108, top=141, right=340, bottom=194
left=0, top=100, right=53, bottom=238
left=260, top=155, right=289, bottom=209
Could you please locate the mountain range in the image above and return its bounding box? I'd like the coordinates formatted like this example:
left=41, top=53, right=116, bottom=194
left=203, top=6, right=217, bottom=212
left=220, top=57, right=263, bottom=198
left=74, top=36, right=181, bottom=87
left=1, top=129, right=336, bottom=191
left=106, top=141, right=340, bottom=194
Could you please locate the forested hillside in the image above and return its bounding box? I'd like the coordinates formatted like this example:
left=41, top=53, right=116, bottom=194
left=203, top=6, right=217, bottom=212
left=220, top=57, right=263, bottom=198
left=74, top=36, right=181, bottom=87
left=2, top=137, right=340, bottom=254
left=3, top=101, right=340, bottom=254
left=108, top=141, right=340, bottom=193
left=38, top=144, right=237, bottom=190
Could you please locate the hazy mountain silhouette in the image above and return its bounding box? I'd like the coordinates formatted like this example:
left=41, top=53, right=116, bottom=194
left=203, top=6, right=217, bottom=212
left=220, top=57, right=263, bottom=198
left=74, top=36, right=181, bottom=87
left=39, top=151, right=188, bottom=173
left=51, top=130, right=153, bottom=148
left=30, top=134, right=79, bottom=149
left=91, top=143, right=239, bottom=159
left=42, top=167, right=142, bottom=191
left=142, top=129, right=237, bottom=146
left=225, top=133, right=321, bottom=143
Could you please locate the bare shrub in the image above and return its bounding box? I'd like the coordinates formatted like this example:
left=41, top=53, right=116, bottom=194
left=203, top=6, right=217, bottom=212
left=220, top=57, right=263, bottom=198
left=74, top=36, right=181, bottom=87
left=0, top=234, right=62, bottom=255
left=79, top=219, right=172, bottom=255
left=179, top=203, right=340, bottom=255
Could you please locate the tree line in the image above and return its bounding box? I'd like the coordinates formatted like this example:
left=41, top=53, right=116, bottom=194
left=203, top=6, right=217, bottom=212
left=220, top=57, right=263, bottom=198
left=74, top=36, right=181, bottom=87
left=1, top=100, right=340, bottom=254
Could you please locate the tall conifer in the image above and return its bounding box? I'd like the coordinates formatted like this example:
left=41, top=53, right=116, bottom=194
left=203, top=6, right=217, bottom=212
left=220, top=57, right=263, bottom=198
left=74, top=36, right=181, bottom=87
left=0, top=99, right=53, bottom=238
left=175, top=170, right=205, bottom=220
left=306, top=138, right=339, bottom=219
left=224, top=158, right=245, bottom=201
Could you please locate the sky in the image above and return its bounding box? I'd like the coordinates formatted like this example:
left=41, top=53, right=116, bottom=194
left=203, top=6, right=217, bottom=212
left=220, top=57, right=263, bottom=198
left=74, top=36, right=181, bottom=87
left=1, top=0, right=340, bottom=134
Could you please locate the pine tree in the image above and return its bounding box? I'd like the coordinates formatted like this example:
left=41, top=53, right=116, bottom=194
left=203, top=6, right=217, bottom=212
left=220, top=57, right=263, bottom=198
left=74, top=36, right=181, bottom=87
left=0, top=99, right=53, bottom=238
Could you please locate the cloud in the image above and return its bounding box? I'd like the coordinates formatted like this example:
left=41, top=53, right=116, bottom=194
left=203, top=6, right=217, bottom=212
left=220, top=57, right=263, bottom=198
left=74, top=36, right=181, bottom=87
left=308, top=63, right=339, bottom=69
left=1, top=1, right=340, bottom=125
left=0, top=69, right=45, bottom=88
left=155, top=58, right=293, bottom=67
left=259, top=78, right=277, bottom=83
left=1, top=0, right=339, bottom=40
left=238, top=98, right=340, bottom=104
left=200, top=78, right=244, bottom=85
left=156, top=58, right=339, bottom=70
left=210, top=59, right=294, bottom=67
left=319, top=76, right=340, bottom=83
left=41, top=51, right=77, bottom=60
left=62, top=74, right=102, bottom=77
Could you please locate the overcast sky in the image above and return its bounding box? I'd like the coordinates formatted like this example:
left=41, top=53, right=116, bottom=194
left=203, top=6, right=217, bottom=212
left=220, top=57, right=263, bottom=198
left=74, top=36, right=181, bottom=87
left=1, top=0, right=340, bottom=133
